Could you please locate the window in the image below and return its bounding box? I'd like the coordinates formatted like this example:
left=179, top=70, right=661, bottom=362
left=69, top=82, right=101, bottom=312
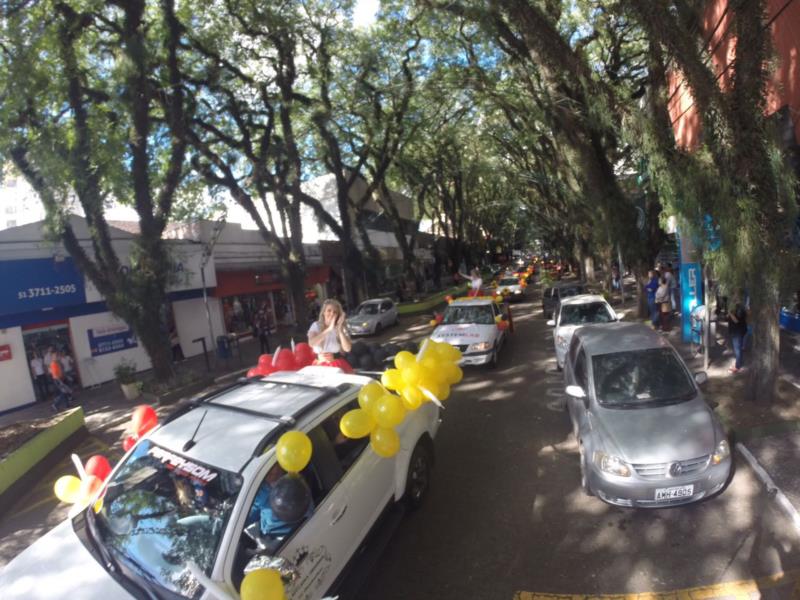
left=559, top=302, right=614, bottom=326
left=442, top=305, right=494, bottom=325
left=380, top=301, right=393, bottom=312
left=574, top=350, right=588, bottom=390
left=319, top=400, right=369, bottom=472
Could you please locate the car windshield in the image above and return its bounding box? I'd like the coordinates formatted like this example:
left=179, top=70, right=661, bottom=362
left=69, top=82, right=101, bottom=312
left=355, top=303, right=380, bottom=315
left=499, top=278, right=519, bottom=286
left=592, top=348, right=696, bottom=408
left=442, top=305, right=495, bottom=325
left=559, top=302, right=614, bottom=326
left=93, top=439, right=242, bottom=598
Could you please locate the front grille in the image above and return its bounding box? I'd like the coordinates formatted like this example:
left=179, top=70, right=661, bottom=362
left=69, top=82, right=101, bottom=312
left=454, top=344, right=470, bottom=353
left=631, top=455, right=710, bottom=480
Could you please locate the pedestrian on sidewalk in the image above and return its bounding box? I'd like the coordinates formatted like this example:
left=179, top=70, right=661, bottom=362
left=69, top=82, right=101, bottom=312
left=29, top=351, right=48, bottom=402
left=49, top=350, right=73, bottom=412
left=728, top=295, right=748, bottom=373
left=60, top=351, right=77, bottom=387
left=655, top=276, right=672, bottom=332
left=664, top=263, right=678, bottom=313
left=256, top=312, right=270, bottom=354
left=459, top=268, right=483, bottom=297
left=644, top=269, right=660, bottom=328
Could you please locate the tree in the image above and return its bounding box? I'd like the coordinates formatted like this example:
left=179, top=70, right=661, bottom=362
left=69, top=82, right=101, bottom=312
left=0, top=0, right=191, bottom=381
left=623, top=0, right=800, bottom=401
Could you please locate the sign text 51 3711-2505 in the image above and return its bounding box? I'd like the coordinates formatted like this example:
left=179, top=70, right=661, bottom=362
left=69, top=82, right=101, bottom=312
left=17, top=284, right=78, bottom=299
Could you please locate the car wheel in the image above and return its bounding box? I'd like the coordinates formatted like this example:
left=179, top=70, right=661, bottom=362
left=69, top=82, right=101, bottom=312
left=405, top=441, right=432, bottom=510
left=487, top=346, right=498, bottom=369
left=579, top=443, right=594, bottom=496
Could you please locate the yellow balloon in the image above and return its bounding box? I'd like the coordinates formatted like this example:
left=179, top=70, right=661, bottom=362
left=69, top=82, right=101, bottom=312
left=370, top=427, right=400, bottom=458
left=429, top=340, right=450, bottom=359
left=420, top=355, right=440, bottom=373
left=446, top=344, right=463, bottom=362
left=437, top=383, right=451, bottom=401
left=429, top=319, right=438, bottom=327
left=275, top=430, right=312, bottom=473
left=340, top=408, right=375, bottom=439
left=358, top=381, right=385, bottom=412
left=443, top=362, right=463, bottom=385
left=54, top=475, right=82, bottom=504
left=401, top=363, right=422, bottom=386
left=381, top=368, right=403, bottom=391
left=373, top=394, right=406, bottom=428
left=394, top=350, right=416, bottom=370
left=400, top=385, right=423, bottom=410
left=241, top=568, right=286, bottom=600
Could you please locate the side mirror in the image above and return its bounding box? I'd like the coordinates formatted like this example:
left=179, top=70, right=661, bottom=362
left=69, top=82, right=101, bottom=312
left=565, top=385, right=586, bottom=399
left=546, top=319, right=555, bottom=327
left=694, top=371, right=708, bottom=386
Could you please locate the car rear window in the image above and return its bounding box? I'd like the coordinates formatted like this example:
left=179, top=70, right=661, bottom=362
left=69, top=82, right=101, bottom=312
left=559, top=302, right=614, bottom=326
left=591, top=348, right=695, bottom=408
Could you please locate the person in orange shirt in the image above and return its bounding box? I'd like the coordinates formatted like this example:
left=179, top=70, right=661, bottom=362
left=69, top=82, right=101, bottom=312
left=49, top=350, right=73, bottom=413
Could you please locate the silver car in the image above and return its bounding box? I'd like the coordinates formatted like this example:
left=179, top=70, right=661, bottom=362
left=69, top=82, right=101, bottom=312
left=548, top=294, right=618, bottom=370
left=346, top=298, right=399, bottom=336
left=563, top=322, right=731, bottom=508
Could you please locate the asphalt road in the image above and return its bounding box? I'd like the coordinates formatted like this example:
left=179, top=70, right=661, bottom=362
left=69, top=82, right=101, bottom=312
left=358, top=292, right=800, bottom=599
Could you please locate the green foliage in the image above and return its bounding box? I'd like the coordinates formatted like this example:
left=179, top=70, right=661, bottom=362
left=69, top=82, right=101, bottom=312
left=113, top=359, right=139, bottom=385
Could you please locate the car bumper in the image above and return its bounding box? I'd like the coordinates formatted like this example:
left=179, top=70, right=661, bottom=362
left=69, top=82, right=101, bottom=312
left=348, top=326, right=373, bottom=336
left=458, top=350, right=493, bottom=366
left=587, top=459, right=732, bottom=508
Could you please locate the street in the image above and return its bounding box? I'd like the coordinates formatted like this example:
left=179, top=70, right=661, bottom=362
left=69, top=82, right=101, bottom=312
left=357, top=292, right=800, bottom=599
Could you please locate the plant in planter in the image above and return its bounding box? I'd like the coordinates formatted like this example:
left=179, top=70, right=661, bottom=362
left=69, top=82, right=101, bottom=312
left=114, top=359, right=142, bottom=400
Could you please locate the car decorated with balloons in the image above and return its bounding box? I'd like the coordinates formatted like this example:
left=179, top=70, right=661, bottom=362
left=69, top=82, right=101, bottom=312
left=430, top=297, right=511, bottom=368
left=0, top=339, right=465, bottom=600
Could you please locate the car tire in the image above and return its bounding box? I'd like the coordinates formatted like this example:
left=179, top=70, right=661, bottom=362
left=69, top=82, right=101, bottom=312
left=404, top=441, right=432, bottom=510
left=487, top=346, right=498, bottom=369
left=579, top=443, right=594, bottom=496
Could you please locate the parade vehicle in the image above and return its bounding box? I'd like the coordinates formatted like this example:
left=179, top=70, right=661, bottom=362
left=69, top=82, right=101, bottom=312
left=0, top=368, right=440, bottom=600
left=346, top=298, right=399, bottom=336
left=430, top=297, right=510, bottom=368
left=541, top=281, right=588, bottom=319
left=547, top=294, right=619, bottom=370
left=494, top=276, right=525, bottom=301
left=563, top=322, right=731, bottom=508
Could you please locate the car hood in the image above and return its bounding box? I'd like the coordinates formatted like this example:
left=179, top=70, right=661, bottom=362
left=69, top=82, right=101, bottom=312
left=0, top=520, right=134, bottom=600
left=348, top=314, right=379, bottom=325
left=591, top=397, right=717, bottom=464
left=432, top=324, right=497, bottom=346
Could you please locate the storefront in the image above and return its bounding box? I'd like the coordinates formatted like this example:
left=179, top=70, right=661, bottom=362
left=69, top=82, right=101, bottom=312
left=0, top=217, right=221, bottom=414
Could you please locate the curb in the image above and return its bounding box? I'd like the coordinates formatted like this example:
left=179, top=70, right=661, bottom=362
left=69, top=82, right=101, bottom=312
left=736, top=442, right=800, bottom=534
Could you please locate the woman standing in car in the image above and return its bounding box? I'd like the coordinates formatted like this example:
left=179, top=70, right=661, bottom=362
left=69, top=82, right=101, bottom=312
left=307, top=299, right=353, bottom=372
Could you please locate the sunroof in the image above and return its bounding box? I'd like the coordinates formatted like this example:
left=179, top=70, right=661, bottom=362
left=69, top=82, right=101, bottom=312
left=208, top=381, right=328, bottom=419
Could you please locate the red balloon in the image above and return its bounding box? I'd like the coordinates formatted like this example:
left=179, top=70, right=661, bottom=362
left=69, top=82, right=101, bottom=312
left=257, top=364, right=276, bottom=376
left=257, top=354, right=273, bottom=367
left=246, top=367, right=261, bottom=378
left=274, top=348, right=297, bottom=371
left=80, top=475, right=103, bottom=499
left=122, top=435, right=137, bottom=452
left=85, top=455, right=112, bottom=481
left=294, top=343, right=315, bottom=367
left=131, top=405, right=158, bottom=437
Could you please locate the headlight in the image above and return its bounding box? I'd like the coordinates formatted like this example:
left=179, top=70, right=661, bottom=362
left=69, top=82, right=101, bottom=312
left=514, top=290, right=522, bottom=294
left=712, top=439, right=730, bottom=464
left=362, top=322, right=370, bottom=327
left=468, top=341, right=492, bottom=352
left=593, top=451, right=631, bottom=477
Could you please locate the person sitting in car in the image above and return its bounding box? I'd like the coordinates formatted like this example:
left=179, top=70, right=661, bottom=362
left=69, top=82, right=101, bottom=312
left=246, top=464, right=314, bottom=545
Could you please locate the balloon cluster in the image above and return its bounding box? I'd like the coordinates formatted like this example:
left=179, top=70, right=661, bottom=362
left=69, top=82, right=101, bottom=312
left=339, top=339, right=463, bottom=458
left=122, top=404, right=159, bottom=451
left=247, top=343, right=315, bottom=378
left=241, top=568, right=286, bottom=600
left=53, top=453, right=112, bottom=515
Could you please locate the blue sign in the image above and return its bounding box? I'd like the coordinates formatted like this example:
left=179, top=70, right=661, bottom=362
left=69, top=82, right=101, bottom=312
left=0, top=257, right=86, bottom=316
left=680, top=263, right=703, bottom=342
left=88, top=326, right=138, bottom=356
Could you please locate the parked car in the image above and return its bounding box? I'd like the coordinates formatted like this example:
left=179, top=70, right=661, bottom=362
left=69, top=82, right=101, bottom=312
left=347, top=298, right=398, bottom=336
left=547, top=294, right=618, bottom=370
left=562, top=322, right=731, bottom=508
left=541, top=281, right=588, bottom=319
left=430, top=297, right=509, bottom=368
left=0, top=368, right=440, bottom=600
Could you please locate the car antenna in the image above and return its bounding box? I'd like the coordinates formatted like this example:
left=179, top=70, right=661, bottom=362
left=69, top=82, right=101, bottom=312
left=183, top=409, right=208, bottom=452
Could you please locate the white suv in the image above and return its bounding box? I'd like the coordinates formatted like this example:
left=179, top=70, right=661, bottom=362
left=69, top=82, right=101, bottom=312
left=0, top=368, right=440, bottom=600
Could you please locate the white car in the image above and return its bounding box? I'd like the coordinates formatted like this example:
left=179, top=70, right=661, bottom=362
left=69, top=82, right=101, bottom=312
left=0, top=368, right=440, bottom=600
left=430, top=298, right=509, bottom=367
left=346, top=298, right=399, bottom=336
left=494, top=276, right=525, bottom=301
left=548, top=294, right=618, bottom=370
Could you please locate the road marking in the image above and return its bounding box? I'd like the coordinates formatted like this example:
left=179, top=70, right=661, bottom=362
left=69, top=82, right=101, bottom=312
left=513, top=568, right=800, bottom=599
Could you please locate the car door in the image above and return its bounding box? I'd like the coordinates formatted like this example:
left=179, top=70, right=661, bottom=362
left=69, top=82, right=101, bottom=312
left=380, top=301, right=394, bottom=328
left=279, top=401, right=394, bottom=600
left=567, top=347, right=591, bottom=439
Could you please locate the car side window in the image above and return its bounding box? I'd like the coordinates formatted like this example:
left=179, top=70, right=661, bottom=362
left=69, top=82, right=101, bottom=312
left=574, top=350, right=588, bottom=390
left=319, top=399, right=370, bottom=473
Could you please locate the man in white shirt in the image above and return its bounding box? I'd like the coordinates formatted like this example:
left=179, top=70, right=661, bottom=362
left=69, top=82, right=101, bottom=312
left=29, top=352, right=48, bottom=402
left=61, top=352, right=77, bottom=386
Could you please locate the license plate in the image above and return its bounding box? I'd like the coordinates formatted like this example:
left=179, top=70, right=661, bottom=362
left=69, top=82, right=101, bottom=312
left=655, top=485, right=694, bottom=501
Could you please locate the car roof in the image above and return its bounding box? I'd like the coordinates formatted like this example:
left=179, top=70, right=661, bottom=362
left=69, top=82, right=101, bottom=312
left=573, top=322, right=670, bottom=356
left=449, top=297, right=496, bottom=306
left=360, top=298, right=392, bottom=304
left=150, top=368, right=371, bottom=473
left=559, top=294, right=609, bottom=306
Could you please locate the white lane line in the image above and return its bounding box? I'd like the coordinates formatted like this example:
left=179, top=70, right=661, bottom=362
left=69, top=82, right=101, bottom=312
left=736, top=442, right=800, bottom=533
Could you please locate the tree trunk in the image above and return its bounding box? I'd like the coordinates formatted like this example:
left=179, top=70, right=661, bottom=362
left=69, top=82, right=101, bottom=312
left=746, top=289, right=780, bottom=402
left=135, top=315, right=175, bottom=382
left=284, top=261, right=309, bottom=334
left=583, top=254, right=595, bottom=283
left=632, top=265, right=649, bottom=319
